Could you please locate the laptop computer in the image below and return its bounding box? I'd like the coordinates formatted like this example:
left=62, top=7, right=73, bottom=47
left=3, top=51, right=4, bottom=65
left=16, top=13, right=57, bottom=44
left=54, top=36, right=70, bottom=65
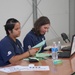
left=61, top=44, right=71, bottom=51
left=58, top=35, right=75, bottom=58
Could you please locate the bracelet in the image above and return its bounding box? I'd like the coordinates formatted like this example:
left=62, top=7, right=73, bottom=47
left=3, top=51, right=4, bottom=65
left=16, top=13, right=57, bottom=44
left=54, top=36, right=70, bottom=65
left=28, top=50, right=32, bottom=57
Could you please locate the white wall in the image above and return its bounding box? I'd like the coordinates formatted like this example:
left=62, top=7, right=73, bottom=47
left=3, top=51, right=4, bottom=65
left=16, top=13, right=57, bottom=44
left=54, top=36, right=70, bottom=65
left=0, top=0, right=69, bottom=45
left=0, top=0, right=33, bottom=42
left=69, top=0, right=75, bottom=41
left=37, top=0, right=69, bottom=45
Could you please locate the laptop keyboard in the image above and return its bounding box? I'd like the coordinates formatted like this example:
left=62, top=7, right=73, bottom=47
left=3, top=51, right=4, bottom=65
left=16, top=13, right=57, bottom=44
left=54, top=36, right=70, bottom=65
left=58, top=51, right=71, bottom=58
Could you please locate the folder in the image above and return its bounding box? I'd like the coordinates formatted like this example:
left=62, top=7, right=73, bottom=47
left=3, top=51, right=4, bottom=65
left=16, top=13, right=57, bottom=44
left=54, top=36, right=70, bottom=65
left=32, top=40, right=46, bottom=53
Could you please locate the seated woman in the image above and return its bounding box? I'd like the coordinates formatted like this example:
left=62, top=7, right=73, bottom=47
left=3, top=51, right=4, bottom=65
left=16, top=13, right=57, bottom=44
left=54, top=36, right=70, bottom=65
left=0, top=18, right=38, bottom=66
left=23, top=16, right=50, bottom=53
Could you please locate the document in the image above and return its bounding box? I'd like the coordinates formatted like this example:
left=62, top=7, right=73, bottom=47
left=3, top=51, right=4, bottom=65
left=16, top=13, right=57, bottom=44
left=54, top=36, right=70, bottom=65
left=0, top=65, right=50, bottom=73
left=35, top=53, right=52, bottom=58
left=0, top=65, right=22, bottom=73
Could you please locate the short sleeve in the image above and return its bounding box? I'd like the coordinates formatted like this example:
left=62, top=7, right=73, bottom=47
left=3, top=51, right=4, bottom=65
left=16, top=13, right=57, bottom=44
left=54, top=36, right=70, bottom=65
left=23, top=34, right=35, bottom=52
left=0, top=41, right=15, bottom=63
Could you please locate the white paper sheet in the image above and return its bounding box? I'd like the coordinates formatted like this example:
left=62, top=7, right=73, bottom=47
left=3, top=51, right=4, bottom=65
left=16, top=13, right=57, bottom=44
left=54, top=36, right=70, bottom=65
left=0, top=65, right=50, bottom=73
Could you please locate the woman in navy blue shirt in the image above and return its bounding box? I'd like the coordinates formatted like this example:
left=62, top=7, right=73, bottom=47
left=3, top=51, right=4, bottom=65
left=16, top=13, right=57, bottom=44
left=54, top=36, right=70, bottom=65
left=23, top=16, right=50, bottom=52
left=0, top=18, right=38, bottom=66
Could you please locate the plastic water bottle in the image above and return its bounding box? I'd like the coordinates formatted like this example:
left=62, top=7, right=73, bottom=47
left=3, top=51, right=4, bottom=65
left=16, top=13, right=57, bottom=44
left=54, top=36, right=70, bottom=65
left=53, top=42, right=57, bottom=47
left=57, top=41, right=61, bottom=51
left=52, top=42, right=58, bottom=60
left=55, top=47, right=58, bottom=59
left=52, top=47, right=56, bottom=60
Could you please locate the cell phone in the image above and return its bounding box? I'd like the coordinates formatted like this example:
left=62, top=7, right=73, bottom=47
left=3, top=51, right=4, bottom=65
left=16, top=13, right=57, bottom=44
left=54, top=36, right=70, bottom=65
left=29, top=57, right=39, bottom=63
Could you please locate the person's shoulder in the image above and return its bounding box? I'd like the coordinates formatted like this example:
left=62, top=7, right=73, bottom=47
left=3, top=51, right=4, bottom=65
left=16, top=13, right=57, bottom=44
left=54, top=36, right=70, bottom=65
left=0, top=36, right=8, bottom=43
left=0, top=36, right=11, bottom=47
left=27, top=30, right=33, bottom=35
left=24, top=30, right=37, bottom=41
left=27, top=30, right=37, bottom=37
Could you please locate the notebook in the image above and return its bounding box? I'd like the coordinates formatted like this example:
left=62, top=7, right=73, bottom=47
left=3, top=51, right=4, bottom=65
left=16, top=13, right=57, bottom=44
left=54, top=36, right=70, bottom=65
left=58, top=35, right=75, bottom=58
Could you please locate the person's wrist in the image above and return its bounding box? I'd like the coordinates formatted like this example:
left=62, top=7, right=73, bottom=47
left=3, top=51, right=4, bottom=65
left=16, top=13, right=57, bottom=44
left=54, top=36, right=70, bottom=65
left=28, top=50, right=32, bottom=57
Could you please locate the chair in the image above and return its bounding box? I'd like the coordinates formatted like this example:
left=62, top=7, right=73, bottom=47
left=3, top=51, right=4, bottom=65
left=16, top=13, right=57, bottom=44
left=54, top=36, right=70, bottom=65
left=61, top=33, right=70, bottom=43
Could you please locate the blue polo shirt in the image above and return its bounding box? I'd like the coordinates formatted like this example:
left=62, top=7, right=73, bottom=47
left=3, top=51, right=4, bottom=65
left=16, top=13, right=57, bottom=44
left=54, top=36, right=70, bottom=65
left=0, top=36, right=24, bottom=66
left=23, top=30, right=47, bottom=52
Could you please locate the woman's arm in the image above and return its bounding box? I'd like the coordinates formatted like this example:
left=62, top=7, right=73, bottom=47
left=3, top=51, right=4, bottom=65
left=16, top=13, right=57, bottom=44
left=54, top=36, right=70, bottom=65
left=9, top=48, right=39, bottom=64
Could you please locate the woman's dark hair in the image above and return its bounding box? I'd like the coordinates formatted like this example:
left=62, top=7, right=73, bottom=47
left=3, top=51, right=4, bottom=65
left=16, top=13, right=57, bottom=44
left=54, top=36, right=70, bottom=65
left=32, top=16, right=50, bottom=35
left=4, top=18, right=20, bottom=35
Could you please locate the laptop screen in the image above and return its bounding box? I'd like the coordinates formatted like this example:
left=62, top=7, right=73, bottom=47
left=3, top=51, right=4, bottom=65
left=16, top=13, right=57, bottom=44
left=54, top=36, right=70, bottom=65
left=71, top=35, right=75, bottom=55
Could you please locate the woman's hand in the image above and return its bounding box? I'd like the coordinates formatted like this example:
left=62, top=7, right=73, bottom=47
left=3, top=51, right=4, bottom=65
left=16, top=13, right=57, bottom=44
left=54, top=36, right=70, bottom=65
left=28, top=48, right=40, bottom=56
